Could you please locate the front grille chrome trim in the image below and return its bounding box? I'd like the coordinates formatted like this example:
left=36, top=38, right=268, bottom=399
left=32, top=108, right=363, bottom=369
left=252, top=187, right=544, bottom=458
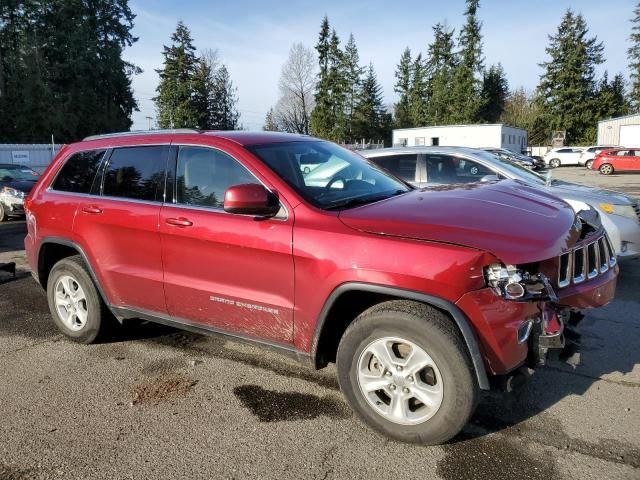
left=557, top=233, right=614, bottom=288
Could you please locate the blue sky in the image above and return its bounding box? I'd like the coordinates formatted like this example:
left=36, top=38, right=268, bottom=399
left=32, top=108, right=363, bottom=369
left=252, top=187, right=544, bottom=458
left=124, top=0, right=637, bottom=130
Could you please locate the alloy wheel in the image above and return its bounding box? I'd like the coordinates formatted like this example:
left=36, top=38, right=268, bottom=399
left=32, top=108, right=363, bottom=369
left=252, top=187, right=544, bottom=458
left=356, top=336, right=444, bottom=425
left=600, top=164, right=613, bottom=175
left=54, top=275, right=89, bottom=331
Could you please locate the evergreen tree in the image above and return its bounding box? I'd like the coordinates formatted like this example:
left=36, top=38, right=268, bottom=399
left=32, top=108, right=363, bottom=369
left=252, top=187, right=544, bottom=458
left=628, top=1, right=640, bottom=110
left=352, top=63, right=389, bottom=142
left=537, top=9, right=604, bottom=144
left=393, top=47, right=413, bottom=128
left=191, top=55, right=215, bottom=129
left=596, top=72, right=630, bottom=120
left=408, top=54, right=428, bottom=126
left=425, top=23, right=457, bottom=124
left=327, top=28, right=347, bottom=140
left=500, top=88, right=546, bottom=144
left=343, top=34, right=363, bottom=140
left=155, top=21, right=199, bottom=128
left=210, top=64, right=240, bottom=130
left=310, top=16, right=333, bottom=138
left=263, top=108, right=279, bottom=131
left=478, top=63, right=508, bottom=123
left=450, top=0, right=484, bottom=123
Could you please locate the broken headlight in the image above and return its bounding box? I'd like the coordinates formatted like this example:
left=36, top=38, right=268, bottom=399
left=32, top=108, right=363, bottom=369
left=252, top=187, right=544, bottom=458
left=1, top=186, right=25, bottom=199
left=484, top=264, right=557, bottom=302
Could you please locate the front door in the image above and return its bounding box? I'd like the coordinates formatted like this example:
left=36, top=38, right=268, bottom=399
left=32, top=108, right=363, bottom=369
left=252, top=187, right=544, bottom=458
left=159, top=145, right=295, bottom=343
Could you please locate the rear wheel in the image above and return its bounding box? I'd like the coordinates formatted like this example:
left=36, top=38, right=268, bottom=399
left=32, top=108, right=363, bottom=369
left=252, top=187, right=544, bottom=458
left=336, top=300, right=478, bottom=445
left=599, top=163, right=614, bottom=175
left=585, top=160, right=594, bottom=169
left=549, top=158, right=561, bottom=168
left=46, top=255, right=113, bottom=343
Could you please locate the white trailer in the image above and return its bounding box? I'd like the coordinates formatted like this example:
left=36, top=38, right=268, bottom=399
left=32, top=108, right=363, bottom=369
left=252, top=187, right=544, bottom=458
left=392, top=124, right=528, bottom=153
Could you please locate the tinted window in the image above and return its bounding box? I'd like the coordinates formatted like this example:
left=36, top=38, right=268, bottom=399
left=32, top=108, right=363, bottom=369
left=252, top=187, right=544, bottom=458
left=102, top=146, right=168, bottom=201
left=373, top=154, right=418, bottom=182
left=51, top=150, right=105, bottom=194
left=425, top=155, right=492, bottom=184
left=176, top=147, right=258, bottom=209
left=557, top=149, right=572, bottom=153
left=614, top=150, right=629, bottom=156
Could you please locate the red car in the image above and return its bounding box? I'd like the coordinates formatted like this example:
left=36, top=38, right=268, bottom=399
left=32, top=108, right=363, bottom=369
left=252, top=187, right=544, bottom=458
left=592, top=148, right=640, bottom=175
left=24, top=130, right=617, bottom=444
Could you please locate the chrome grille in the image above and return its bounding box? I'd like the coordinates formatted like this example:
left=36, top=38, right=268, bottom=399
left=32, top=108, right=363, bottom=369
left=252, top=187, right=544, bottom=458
left=557, top=235, right=615, bottom=288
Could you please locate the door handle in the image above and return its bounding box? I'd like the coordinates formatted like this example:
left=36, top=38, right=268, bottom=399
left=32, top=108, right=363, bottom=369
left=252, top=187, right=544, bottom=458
left=82, top=206, right=103, bottom=215
left=166, top=217, right=193, bottom=227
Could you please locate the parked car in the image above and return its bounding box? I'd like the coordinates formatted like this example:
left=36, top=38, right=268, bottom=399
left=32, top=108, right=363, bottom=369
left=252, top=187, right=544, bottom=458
left=592, top=148, right=640, bottom=175
left=579, top=145, right=620, bottom=169
left=25, top=131, right=617, bottom=445
left=480, top=147, right=540, bottom=170
left=544, top=147, right=585, bottom=168
left=0, top=163, right=40, bottom=221
left=362, top=146, right=640, bottom=259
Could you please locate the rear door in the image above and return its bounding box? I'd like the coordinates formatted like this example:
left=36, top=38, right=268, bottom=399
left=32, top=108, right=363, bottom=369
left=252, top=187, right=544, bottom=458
left=73, top=145, right=169, bottom=313
left=622, top=150, right=640, bottom=171
left=566, top=148, right=583, bottom=165
left=159, top=144, right=295, bottom=343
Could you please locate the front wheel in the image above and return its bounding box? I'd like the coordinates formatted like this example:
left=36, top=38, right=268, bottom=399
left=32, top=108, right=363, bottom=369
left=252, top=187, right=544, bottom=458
left=336, top=300, right=478, bottom=445
left=549, top=158, right=561, bottom=168
left=599, top=163, right=614, bottom=175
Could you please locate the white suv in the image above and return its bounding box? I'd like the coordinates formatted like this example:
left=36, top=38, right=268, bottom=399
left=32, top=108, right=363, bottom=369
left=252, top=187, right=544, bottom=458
left=579, top=146, right=620, bottom=169
left=544, top=147, right=584, bottom=168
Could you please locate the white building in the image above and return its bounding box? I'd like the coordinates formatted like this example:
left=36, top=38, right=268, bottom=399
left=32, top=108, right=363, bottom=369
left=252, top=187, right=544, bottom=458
left=392, top=124, right=528, bottom=153
left=597, top=113, right=640, bottom=147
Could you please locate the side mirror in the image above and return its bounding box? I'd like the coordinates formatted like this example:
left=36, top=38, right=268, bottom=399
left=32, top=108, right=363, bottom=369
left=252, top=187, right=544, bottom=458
left=223, top=184, right=280, bottom=217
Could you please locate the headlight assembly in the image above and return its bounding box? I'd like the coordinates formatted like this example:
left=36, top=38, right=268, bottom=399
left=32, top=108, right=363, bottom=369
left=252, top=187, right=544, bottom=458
left=599, top=203, right=637, bottom=221
left=485, top=263, right=558, bottom=302
left=1, top=186, right=25, bottom=199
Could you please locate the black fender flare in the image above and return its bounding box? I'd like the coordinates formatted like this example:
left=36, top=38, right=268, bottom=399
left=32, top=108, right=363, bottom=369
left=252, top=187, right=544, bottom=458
left=38, top=236, right=112, bottom=308
left=310, top=282, right=490, bottom=390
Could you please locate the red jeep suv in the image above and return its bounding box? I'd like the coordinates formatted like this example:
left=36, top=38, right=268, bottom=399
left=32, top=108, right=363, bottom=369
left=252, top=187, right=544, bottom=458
left=24, top=130, right=618, bottom=444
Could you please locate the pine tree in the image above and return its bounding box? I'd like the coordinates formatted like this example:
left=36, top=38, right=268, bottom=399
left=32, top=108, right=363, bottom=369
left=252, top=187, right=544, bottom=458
left=191, top=56, right=215, bottom=129
left=343, top=33, right=363, bottom=141
left=628, top=1, right=640, bottom=110
left=450, top=0, right=484, bottom=123
left=352, top=63, right=389, bottom=142
left=425, top=23, right=457, bottom=125
left=210, top=64, right=240, bottom=130
left=393, top=47, right=413, bottom=128
left=327, top=28, right=347, bottom=140
left=478, top=63, right=508, bottom=123
left=310, top=16, right=333, bottom=138
left=596, top=72, right=630, bottom=120
left=408, top=54, right=428, bottom=126
left=155, top=21, right=199, bottom=129
left=537, top=10, right=604, bottom=144
left=263, top=108, right=279, bottom=131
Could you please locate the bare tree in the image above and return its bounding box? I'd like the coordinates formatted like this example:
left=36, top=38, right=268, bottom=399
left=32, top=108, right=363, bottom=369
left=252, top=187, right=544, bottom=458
left=272, top=43, right=316, bottom=134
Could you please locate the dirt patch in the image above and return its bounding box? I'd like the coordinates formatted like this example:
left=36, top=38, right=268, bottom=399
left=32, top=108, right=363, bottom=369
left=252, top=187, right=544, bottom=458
left=131, top=374, right=198, bottom=405
left=0, top=463, right=34, bottom=480
left=437, top=433, right=557, bottom=480
left=233, top=384, right=351, bottom=422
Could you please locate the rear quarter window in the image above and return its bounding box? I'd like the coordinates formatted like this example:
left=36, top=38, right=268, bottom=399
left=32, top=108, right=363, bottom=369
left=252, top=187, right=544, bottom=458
left=50, top=150, right=106, bottom=194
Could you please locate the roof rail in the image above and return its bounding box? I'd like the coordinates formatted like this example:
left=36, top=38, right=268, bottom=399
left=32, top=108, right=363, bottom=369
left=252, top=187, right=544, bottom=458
left=83, top=129, right=201, bottom=141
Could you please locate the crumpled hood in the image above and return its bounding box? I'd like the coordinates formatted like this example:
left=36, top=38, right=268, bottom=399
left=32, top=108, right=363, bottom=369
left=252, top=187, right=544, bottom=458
left=339, top=180, right=580, bottom=265
left=549, top=180, right=634, bottom=206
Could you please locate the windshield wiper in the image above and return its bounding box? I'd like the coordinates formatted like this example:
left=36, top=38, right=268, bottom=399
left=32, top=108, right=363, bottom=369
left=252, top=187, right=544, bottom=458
left=325, top=190, right=406, bottom=211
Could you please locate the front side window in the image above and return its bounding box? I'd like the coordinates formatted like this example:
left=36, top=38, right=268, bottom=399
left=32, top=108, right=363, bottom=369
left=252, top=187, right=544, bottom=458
left=372, top=154, right=419, bottom=182
left=102, top=146, right=168, bottom=202
left=425, top=155, right=492, bottom=184
left=176, top=146, right=258, bottom=209
left=51, top=150, right=105, bottom=194
left=247, top=141, right=410, bottom=210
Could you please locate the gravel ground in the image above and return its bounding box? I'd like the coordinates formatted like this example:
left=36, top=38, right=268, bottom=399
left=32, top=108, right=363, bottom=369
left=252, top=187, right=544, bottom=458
left=0, top=168, right=638, bottom=480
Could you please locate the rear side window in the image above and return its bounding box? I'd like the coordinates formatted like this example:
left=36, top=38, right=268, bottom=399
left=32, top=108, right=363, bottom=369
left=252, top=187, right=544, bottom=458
left=373, top=154, right=418, bottom=182
left=102, top=146, right=169, bottom=202
left=51, top=150, right=106, bottom=194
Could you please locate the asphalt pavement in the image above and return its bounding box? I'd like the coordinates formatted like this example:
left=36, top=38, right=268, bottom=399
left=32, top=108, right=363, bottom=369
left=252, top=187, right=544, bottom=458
left=1, top=168, right=639, bottom=480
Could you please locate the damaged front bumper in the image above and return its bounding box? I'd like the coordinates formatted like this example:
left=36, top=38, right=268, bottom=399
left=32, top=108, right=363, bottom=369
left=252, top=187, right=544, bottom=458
left=0, top=191, right=25, bottom=215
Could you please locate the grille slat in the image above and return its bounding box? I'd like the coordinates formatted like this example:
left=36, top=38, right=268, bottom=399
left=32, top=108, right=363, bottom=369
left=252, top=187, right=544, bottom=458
left=557, top=233, right=615, bottom=288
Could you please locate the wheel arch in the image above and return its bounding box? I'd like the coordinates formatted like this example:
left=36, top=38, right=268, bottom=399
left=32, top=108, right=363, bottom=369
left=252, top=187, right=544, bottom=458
left=310, top=282, right=490, bottom=390
left=38, top=237, right=111, bottom=308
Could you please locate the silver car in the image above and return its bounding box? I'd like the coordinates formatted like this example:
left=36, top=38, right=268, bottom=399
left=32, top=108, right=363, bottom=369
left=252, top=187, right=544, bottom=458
left=360, top=146, right=640, bottom=258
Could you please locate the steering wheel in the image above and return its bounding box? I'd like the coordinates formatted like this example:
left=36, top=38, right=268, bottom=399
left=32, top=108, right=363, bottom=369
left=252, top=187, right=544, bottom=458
left=325, top=176, right=346, bottom=190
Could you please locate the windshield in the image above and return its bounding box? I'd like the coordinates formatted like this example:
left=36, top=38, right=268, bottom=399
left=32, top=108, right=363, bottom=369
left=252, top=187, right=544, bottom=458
left=247, top=141, right=411, bottom=210
left=476, top=151, right=547, bottom=185
left=0, top=165, right=39, bottom=182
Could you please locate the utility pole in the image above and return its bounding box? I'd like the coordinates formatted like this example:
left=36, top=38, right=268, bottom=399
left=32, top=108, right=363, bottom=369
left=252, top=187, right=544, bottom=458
left=145, top=116, right=153, bottom=130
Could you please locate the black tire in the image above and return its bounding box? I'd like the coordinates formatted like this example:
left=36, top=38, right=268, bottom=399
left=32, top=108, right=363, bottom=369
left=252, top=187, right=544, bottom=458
left=336, top=300, right=478, bottom=445
left=46, top=255, right=113, bottom=343
left=0, top=202, right=7, bottom=222
left=549, top=158, right=561, bottom=168
left=599, top=163, right=614, bottom=175
left=585, top=160, right=594, bottom=169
